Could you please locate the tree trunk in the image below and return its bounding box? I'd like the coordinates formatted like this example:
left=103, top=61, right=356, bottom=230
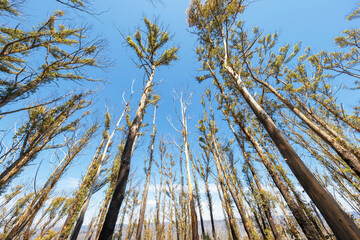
left=135, top=106, right=157, bottom=240
left=191, top=162, right=206, bottom=239
left=213, top=76, right=320, bottom=239
left=225, top=65, right=360, bottom=240
left=58, top=138, right=105, bottom=239
left=179, top=94, right=199, bottom=240
left=226, top=115, right=282, bottom=240
left=251, top=75, right=360, bottom=177
left=5, top=125, right=95, bottom=240
left=98, top=66, right=155, bottom=240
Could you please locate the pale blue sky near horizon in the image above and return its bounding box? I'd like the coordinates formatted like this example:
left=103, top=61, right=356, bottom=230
left=1, top=0, right=359, bottom=224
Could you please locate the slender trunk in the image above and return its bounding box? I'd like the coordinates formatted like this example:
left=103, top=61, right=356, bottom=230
left=167, top=197, right=174, bottom=240
left=217, top=62, right=360, bottom=239
left=179, top=152, right=187, bottom=240
left=211, top=140, right=256, bottom=240
left=180, top=97, right=199, bottom=240
left=243, top=171, right=267, bottom=239
left=5, top=126, right=95, bottom=240
left=225, top=114, right=282, bottom=240
left=160, top=191, right=167, bottom=239
left=169, top=177, right=181, bottom=240
left=155, top=141, right=165, bottom=240
left=257, top=132, right=328, bottom=239
left=274, top=191, right=302, bottom=239
left=58, top=138, right=105, bottom=239
left=135, top=106, right=157, bottom=240
left=191, top=162, right=205, bottom=238
left=94, top=154, right=122, bottom=240
left=204, top=180, right=217, bottom=240
left=70, top=108, right=128, bottom=240
left=85, top=208, right=101, bottom=240
left=184, top=140, right=199, bottom=240
left=114, top=180, right=132, bottom=240
left=214, top=77, right=319, bottom=239
left=282, top=114, right=360, bottom=193
left=251, top=75, right=360, bottom=177
left=310, top=201, right=334, bottom=239
left=98, top=66, right=155, bottom=240
left=215, top=180, right=238, bottom=240
left=214, top=167, right=241, bottom=240
left=124, top=191, right=138, bottom=240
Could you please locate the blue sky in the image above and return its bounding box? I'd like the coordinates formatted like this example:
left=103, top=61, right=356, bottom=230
left=1, top=0, right=359, bottom=225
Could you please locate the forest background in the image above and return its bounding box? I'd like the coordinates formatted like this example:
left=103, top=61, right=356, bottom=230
left=1, top=0, right=360, bottom=239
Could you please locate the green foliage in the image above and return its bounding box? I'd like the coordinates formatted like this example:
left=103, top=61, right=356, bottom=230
left=0, top=0, right=19, bottom=15
left=0, top=10, right=102, bottom=108
left=347, top=3, right=360, bottom=21
left=0, top=93, right=92, bottom=191
left=126, top=17, right=178, bottom=68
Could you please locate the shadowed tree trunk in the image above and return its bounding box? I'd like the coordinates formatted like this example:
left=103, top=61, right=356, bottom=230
left=212, top=76, right=319, bottom=238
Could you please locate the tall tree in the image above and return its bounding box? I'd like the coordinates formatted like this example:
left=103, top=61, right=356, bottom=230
left=98, top=17, right=178, bottom=240
left=194, top=150, right=217, bottom=240
left=64, top=96, right=131, bottom=240
left=135, top=98, right=159, bottom=240
left=172, top=92, right=199, bottom=240
left=198, top=94, right=256, bottom=240
left=0, top=93, right=91, bottom=191
left=187, top=1, right=360, bottom=239
left=4, top=123, right=98, bottom=240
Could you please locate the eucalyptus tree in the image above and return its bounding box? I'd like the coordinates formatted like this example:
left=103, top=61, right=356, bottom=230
left=198, top=93, right=256, bottom=240
left=123, top=187, right=140, bottom=240
left=224, top=114, right=281, bottom=239
left=164, top=152, right=182, bottom=240
left=171, top=92, right=199, bottom=240
left=98, top=17, right=178, bottom=240
left=0, top=191, right=34, bottom=237
left=58, top=118, right=108, bottom=240
left=194, top=150, right=217, bottom=240
left=4, top=123, right=98, bottom=240
left=93, top=125, right=129, bottom=240
left=204, top=87, right=281, bottom=239
left=107, top=176, right=134, bottom=240
left=154, top=137, right=167, bottom=240
left=61, top=95, right=132, bottom=240
left=212, top=69, right=321, bottom=238
left=187, top=1, right=360, bottom=239
left=0, top=93, right=91, bottom=191
left=190, top=157, right=206, bottom=239
left=27, top=196, right=72, bottom=239
left=0, top=9, right=102, bottom=111
left=135, top=99, right=159, bottom=240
